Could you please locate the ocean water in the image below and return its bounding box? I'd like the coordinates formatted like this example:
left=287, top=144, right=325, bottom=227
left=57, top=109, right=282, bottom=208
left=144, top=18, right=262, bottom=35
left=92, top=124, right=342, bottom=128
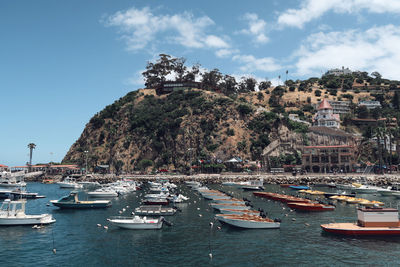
left=1, top=183, right=400, bottom=267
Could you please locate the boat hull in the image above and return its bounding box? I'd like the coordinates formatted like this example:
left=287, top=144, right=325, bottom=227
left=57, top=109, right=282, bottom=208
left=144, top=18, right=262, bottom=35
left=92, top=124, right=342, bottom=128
left=108, top=218, right=163, bottom=229
left=216, top=215, right=280, bottom=229
left=287, top=202, right=335, bottom=211
left=50, top=200, right=111, bottom=209
left=321, top=223, right=400, bottom=236
left=0, top=214, right=55, bottom=225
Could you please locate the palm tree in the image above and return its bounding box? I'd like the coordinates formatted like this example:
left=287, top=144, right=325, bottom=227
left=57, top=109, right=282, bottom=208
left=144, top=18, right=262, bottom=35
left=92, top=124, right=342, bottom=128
left=27, top=143, right=36, bottom=172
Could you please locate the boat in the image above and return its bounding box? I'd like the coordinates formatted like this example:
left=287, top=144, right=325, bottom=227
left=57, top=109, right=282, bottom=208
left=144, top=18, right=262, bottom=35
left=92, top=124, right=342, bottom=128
left=50, top=191, right=111, bottom=209
left=168, top=194, right=189, bottom=203
left=287, top=202, right=335, bottom=211
left=107, top=216, right=164, bottom=229
left=57, top=177, right=82, bottom=189
left=0, top=189, right=45, bottom=199
left=321, top=207, right=400, bottom=236
left=289, top=185, right=310, bottom=190
left=142, top=198, right=169, bottom=206
left=203, top=194, right=231, bottom=200
left=377, top=187, right=396, bottom=196
left=241, top=179, right=264, bottom=190
left=215, top=214, right=280, bottom=229
left=323, top=192, right=355, bottom=198
left=280, top=184, right=298, bottom=187
left=219, top=209, right=260, bottom=215
left=253, top=192, right=311, bottom=203
left=351, top=184, right=379, bottom=194
left=134, top=205, right=176, bottom=216
left=42, top=178, right=55, bottom=184
left=87, top=188, right=118, bottom=198
left=210, top=203, right=250, bottom=211
left=0, top=199, right=55, bottom=225
left=213, top=198, right=245, bottom=205
left=0, top=171, right=26, bottom=188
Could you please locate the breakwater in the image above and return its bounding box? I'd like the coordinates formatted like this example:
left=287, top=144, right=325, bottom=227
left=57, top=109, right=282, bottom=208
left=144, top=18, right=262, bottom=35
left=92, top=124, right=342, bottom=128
left=34, top=172, right=400, bottom=186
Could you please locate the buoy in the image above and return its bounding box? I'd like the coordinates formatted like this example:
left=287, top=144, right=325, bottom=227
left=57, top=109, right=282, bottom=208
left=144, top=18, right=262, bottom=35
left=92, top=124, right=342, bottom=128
left=46, top=203, right=50, bottom=206
left=122, top=208, right=126, bottom=212
left=199, top=214, right=202, bottom=217
left=119, top=211, right=122, bottom=214
left=32, top=225, right=38, bottom=229
left=305, top=223, right=310, bottom=226
left=209, top=222, right=213, bottom=227
left=194, top=201, right=197, bottom=203
left=126, top=206, right=129, bottom=208
left=292, top=218, right=296, bottom=221
left=285, top=214, right=288, bottom=217
left=97, top=224, right=101, bottom=227
left=217, top=226, right=221, bottom=230
left=197, top=208, right=200, bottom=210
left=104, top=226, right=108, bottom=230
left=209, top=253, right=213, bottom=259
left=53, top=248, right=57, bottom=254
left=131, top=212, right=134, bottom=215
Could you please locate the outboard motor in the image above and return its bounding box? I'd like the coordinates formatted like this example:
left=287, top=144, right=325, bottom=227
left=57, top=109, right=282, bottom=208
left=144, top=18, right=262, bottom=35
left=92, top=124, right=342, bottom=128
left=161, top=217, right=173, bottom=226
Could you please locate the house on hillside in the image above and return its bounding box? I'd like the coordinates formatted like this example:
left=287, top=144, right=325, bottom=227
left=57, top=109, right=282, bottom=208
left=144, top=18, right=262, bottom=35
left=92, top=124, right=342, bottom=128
left=358, top=100, right=381, bottom=110
left=313, top=99, right=340, bottom=128
left=324, top=66, right=352, bottom=76
left=156, top=81, right=202, bottom=94
left=0, top=164, right=8, bottom=172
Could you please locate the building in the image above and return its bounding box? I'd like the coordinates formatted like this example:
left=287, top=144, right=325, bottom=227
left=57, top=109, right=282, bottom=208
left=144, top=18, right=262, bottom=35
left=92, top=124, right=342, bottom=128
left=314, top=100, right=350, bottom=114
left=313, top=99, right=340, bottom=128
left=302, top=145, right=356, bottom=173
left=358, top=100, right=381, bottom=110
left=0, top=164, right=8, bottom=172
left=156, top=81, right=202, bottom=94
left=324, top=66, right=352, bottom=76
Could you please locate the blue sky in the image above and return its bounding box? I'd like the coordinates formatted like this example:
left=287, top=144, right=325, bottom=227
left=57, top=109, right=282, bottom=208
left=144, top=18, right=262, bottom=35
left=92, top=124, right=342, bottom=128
left=1, top=0, right=400, bottom=166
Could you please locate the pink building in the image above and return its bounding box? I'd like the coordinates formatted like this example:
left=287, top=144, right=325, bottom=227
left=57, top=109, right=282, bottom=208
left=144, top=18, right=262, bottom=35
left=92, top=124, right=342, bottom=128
left=313, top=99, right=340, bottom=128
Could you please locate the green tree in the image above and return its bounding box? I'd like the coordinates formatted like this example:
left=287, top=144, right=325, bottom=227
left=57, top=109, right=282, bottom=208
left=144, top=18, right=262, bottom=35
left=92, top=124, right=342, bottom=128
left=137, top=159, right=154, bottom=171
left=258, top=80, right=272, bottom=91
left=142, top=54, right=179, bottom=88
left=201, top=69, right=223, bottom=91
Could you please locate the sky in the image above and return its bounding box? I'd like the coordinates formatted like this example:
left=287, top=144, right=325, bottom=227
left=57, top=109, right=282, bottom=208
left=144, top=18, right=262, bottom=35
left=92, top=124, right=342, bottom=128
left=1, top=0, right=400, bottom=166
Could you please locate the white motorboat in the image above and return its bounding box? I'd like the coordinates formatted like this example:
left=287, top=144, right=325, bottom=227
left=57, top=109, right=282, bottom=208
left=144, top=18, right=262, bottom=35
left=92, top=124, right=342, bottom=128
left=352, top=184, right=379, bottom=194
left=241, top=179, right=264, bottom=190
left=87, top=188, right=118, bottom=198
left=210, top=203, right=250, bottom=211
left=107, top=216, right=164, bottom=229
left=0, top=171, right=26, bottom=188
left=377, top=187, right=396, bottom=196
left=0, top=199, right=55, bottom=225
left=168, top=194, right=189, bottom=203
left=57, top=177, right=82, bottom=189
left=215, top=214, right=280, bottom=229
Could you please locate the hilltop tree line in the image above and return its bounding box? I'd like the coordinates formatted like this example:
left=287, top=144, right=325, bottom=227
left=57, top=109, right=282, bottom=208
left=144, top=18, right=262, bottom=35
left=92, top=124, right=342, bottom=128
left=142, top=54, right=272, bottom=95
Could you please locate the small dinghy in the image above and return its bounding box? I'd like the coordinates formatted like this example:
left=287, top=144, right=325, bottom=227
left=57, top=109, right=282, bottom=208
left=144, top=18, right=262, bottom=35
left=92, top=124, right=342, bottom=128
left=107, top=216, right=164, bottom=230
left=134, top=205, right=176, bottom=216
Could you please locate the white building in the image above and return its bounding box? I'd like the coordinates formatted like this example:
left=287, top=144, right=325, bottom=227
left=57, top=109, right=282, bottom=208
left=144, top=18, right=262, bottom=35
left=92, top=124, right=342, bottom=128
left=324, top=66, right=352, bottom=76
left=358, top=100, right=381, bottom=110
left=313, top=99, right=340, bottom=128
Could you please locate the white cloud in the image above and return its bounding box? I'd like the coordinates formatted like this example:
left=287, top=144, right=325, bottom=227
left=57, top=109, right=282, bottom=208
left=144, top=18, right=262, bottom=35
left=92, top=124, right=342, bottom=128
left=106, top=7, right=228, bottom=51
left=233, top=54, right=281, bottom=72
left=278, top=0, right=400, bottom=28
left=215, top=48, right=239, bottom=58
left=126, top=70, right=146, bottom=86
left=293, top=25, right=400, bottom=79
left=239, top=13, right=269, bottom=44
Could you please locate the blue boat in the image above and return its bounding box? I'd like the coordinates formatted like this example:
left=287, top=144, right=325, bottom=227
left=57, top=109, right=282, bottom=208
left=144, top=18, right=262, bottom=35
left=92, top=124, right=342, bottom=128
left=50, top=191, right=111, bottom=209
left=289, top=185, right=310, bottom=190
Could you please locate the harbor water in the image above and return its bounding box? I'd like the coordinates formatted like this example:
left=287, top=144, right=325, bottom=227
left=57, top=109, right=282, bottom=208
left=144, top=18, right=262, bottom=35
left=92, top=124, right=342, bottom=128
left=1, top=183, right=400, bottom=266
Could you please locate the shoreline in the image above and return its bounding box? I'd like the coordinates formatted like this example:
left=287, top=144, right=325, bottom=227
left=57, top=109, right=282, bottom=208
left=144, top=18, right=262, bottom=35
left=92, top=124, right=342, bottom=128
left=29, top=172, right=400, bottom=186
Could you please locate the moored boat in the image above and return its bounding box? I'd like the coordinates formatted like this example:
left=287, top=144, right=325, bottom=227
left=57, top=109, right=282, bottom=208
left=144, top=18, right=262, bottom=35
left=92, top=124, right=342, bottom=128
left=287, top=202, right=335, bottom=211
left=289, top=185, right=310, bottom=190
left=215, top=214, right=280, bottom=229
left=0, top=199, right=55, bottom=225
left=50, top=191, right=111, bottom=209
left=107, top=216, right=164, bottom=229
left=211, top=203, right=250, bottom=211
left=321, top=207, right=400, bottom=236
left=134, top=205, right=176, bottom=216
left=219, top=209, right=260, bottom=215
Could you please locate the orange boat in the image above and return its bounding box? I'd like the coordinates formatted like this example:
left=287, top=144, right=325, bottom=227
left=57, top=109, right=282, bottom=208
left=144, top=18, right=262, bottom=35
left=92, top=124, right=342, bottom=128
left=253, top=192, right=311, bottom=203
left=287, top=202, right=335, bottom=211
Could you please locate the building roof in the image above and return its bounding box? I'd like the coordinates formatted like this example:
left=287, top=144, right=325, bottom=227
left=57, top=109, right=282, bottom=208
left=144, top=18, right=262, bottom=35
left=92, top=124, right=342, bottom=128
left=309, top=126, right=353, bottom=137
left=318, top=99, right=333, bottom=110
left=0, top=164, right=8, bottom=168
left=304, top=145, right=353, bottom=149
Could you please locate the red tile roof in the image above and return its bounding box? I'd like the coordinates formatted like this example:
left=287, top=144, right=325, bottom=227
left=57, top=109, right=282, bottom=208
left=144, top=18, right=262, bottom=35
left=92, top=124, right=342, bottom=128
left=318, top=99, right=333, bottom=110
left=0, top=164, right=8, bottom=168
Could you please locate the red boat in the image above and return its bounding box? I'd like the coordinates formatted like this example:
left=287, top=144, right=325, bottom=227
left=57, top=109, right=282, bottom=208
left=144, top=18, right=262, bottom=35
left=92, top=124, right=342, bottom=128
left=321, top=207, right=400, bottom=236
left=287, top=202, right=335, bottom=211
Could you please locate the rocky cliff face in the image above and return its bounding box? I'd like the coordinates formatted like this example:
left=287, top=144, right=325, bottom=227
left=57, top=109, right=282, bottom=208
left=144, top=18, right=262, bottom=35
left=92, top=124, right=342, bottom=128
left=63, top=88, right=290, bottom=172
